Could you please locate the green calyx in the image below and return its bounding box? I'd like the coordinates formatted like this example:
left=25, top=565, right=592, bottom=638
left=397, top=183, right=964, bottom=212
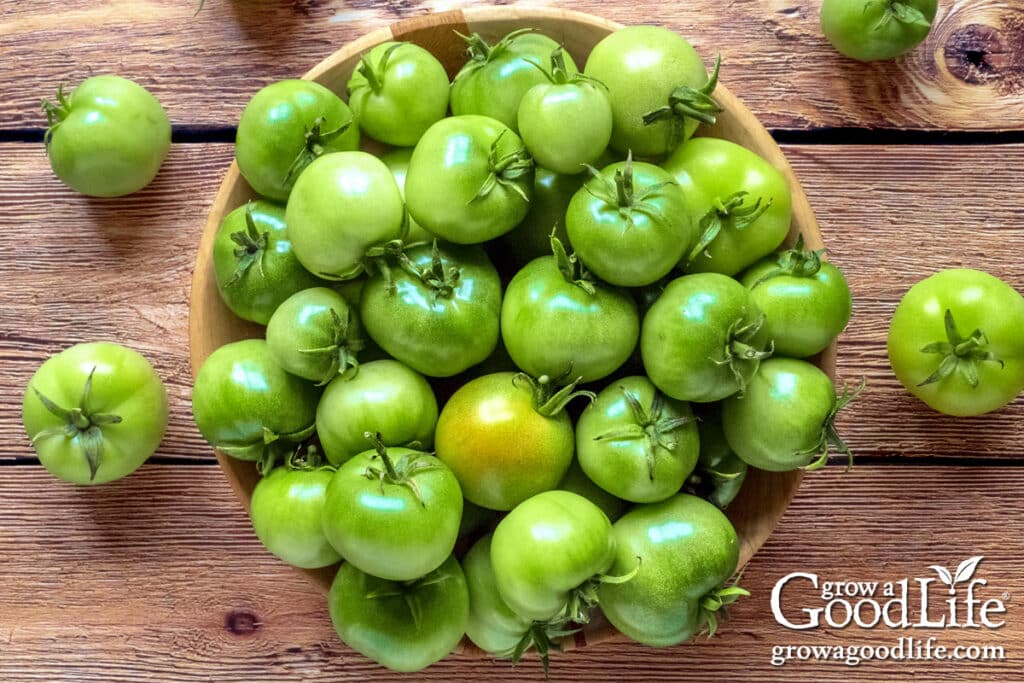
left=689, top=190, right=773, bottom=264
left=361, top=431, right=440, bottom=507
left=559, top=558, right=641, bottom=626
left=284, top=444, right=334, bottom=473
left=716, top=313, right=773, bottom=392
left=918, top=309, right=1003, bottom=389
left=581, top=152, right=674, bottom=230
left=30, top=367, right=123, bottom=482
left=283, top=114, right=353, bottom=186
left=799, top=378, right=866, bottom=471
left=218, top=422, right=317, bottom=474
left=503, top=621, right=579, bottom=675
left=699, top=579, right=751, bottom=638
left=298, top=306, right=365, bottom=385
left=525, top=47, right=605, bottom=89
left=874, top=0, right=932, bottom=30
left=642, top=55, right=723, bottom=148
left=365, top=565, right=454, bottom=629
left=473, top=130, right=534, bottom=204
left=550, top=233, right=597, bottom=295
left=41, top=83, right=72, bottom=146
left=513, top=371, right=596, bottom=418
left=227, top=202, right=269, bottom=287
left=750, top=234, right=826, bottom=288
left=355, top=42, right=404, bottom=93
left=368, top=239, right=462, bottom=304
left=593, top=388, right=696, bottom=482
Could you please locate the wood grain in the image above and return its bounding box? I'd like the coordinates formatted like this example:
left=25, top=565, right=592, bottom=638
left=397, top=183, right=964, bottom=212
left=3, top=0, right=1023, bottom=132
left=4, top=141, right=1024, bottom=465
left=0, top=463, right=1020, bottom=681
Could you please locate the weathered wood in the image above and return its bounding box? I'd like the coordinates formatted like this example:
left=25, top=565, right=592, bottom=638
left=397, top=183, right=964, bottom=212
left=0, top=464, right=1019, bottom=681
left=4, top=142, right=1024, bottom=465
left=2, top=0, right=1022, bottom=132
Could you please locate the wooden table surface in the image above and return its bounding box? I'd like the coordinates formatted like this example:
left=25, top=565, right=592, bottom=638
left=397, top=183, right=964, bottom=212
left=3, top=1, right=1024, bottom=681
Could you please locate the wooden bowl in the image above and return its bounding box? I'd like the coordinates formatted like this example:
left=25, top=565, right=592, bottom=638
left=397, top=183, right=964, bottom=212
left=189, top=6, right=832, bottom=652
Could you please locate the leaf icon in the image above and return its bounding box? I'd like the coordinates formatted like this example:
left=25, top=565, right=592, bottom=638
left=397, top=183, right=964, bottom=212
left=954, top=556, right=984, bottom=584
left=929, top=565, right=954, bottom=585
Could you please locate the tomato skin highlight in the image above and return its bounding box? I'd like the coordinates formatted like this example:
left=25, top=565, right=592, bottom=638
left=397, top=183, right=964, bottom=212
left=328, top=555, right=469, bottom=672
left=23, top=342, right=168, bottom=485
left=887, top=268, right=1024, bottom=416
left=434, top=372, right=574, bottom=511
left=44, top=75, right=170, bottom=198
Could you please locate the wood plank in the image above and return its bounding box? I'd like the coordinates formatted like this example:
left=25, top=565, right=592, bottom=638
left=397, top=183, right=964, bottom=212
left=3, top=142, right=1024, bottom=463
left=2, top=0, right=1023, bottom=132
left=0, top=464, right=1019, bottom=681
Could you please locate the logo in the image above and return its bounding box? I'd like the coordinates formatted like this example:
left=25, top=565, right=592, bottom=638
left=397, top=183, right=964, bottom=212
left=771, top=556, right=1007, bottom=630
left=767, top=557, right=1009, bottom=667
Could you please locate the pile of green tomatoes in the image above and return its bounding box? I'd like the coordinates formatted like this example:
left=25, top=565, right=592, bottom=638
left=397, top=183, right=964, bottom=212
left=190, top=24, right=855, bottom=673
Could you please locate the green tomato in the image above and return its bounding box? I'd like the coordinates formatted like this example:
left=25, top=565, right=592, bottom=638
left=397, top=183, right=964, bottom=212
left=249, top=460, right=340, bottom=569
left=664, top=137, right=793, bottom=277
left=556, top=460, right=628, bottom=523
left=322, top=442, right=462, bottom=581
left=464, top=533, right=534, bottom=655
left=566, top=159, right=694, bottom=287
left=689, top=404, right=748, bottom=509
left=191, top=339, right=320, bottom=461
left=347, top=41, right=449, bottom=146
left=887, top=269, right=1024, bottom=416
left=360, top=242, right=502, bottom=377
left=491, top=490, right=615, bottom=622
left=316, top=360, right=438, bottom=466
left=285, top=151, right=405, bottom=280
left=328, top=555, right=469, bottom=672
left=435, top=373, right=576, bottom=512
left=641, top=273, right=770, bottom=402
left=740, top=236, right=852, bottom=358
left=501, top=241, right=639, bottom=383
left=405, top=115, right=533, bottom=244
left=518, top=49, right=612, bottom=175
left=598, top=494, right=742, bottom=646
left=821, top=0, right=937, bottom=61
left=212, top=200, right=323, bottom=325
left=265, top=287, right=363, bottom=384
left=577, top=376, right=699, bottom=504
left=451, top=30, right=578, bottom=131
left=23, top=342, right=167, bottom=484
left=235, top=79, right=359, bottom=201
left=583, top=26, right=714, bottom=158
left=722, top=357, right=857, bottom=471
left=42, top=75, right=170, bottom=197
left=379, top=147, right=433, bottom=244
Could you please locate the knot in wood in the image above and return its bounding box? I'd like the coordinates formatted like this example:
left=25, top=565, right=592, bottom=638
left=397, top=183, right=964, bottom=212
left=943, top=20, right=1024, bottom=92
left=224, top=609, right=262, bottom=636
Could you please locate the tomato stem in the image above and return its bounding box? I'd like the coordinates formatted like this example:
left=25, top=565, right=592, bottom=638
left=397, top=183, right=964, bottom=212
left=750, top=234, right=828, bottom=288
left=41, top=83, right=72, bottom=146
left=283, top=115, right=354, bottom=188
left=641, top=55, right=723, bottom=149
left=699, top=580, right=750, bottom=638
left=688, top=190, right=773, bottom=264
left=876, top=1, right=932, bottom=30
left=550, top=234, right=596, bottom=294
left=296, top=306, right=365, bottom=385
left=917, top=309, right=1003, bottom=389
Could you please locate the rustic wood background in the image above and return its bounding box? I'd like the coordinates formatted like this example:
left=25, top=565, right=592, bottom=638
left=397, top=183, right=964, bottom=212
left=2, top=0, right=1024, bottom=681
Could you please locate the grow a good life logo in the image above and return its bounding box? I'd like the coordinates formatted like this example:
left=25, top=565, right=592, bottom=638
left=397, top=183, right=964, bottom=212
left=769, top=556, right=1009, bottom=667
